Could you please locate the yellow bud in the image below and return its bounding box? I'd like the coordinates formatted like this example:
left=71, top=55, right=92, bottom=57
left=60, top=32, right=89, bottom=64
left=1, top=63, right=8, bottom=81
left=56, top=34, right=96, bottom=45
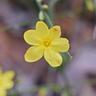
left=39, top=11, right=45, bottom=20
left=42, top=4, right=48, bottom=10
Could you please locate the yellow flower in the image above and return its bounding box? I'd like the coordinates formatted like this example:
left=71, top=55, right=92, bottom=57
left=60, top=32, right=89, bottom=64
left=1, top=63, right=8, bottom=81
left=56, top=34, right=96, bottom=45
left=24, top=21, right=69, bottom=67
left=0, top=70, right=15, bottom=96
left=0, top=89, right=7, bottom=96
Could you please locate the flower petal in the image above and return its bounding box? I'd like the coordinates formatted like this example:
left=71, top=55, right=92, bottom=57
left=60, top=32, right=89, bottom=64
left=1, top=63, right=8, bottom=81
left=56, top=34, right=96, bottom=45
left=24, top=46, right=44, bottom=62
left=0, top=89, right=7, bottom=96
left=4, top=71, right=15, bottom=80
left=36, top=21, right=49, bottom=37
left=49, top=26, right=61, bottom=40
left=44, top=48, right=62, bottom=67
left=3, top=80, right=14, bottom=90
left=51, top=38, right=70, bottom=52
left=24, top=30, right=41, bottom=45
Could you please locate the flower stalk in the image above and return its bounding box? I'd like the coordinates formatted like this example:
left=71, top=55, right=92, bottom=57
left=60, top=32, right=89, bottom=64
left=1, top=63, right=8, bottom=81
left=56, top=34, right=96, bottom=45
left=36, top=0, right=53, bottom=27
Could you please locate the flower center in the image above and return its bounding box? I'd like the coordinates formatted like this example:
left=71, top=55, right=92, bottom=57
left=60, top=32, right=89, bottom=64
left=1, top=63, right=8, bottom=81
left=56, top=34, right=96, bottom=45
left=43, top=39, right=51, bottom=47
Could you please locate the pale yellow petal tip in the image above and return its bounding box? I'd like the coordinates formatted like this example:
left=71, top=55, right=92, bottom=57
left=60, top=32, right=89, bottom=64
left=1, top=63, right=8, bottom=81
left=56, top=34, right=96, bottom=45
left=50, top=62, right=62, bottom=68
left=24, top=53, right=32, bottom=63
left=63, top=38, right=69, bottom=43
left=54, top=25, right=61, bottom=30
left=24, top=52, right=37, bottom=63
left=52, top=26, right=61, bottom=32
left=36, top=21, right=44, bottom=26
left=36, top=21, right=48, bottom=28
left=65, top=43, right=70, bottom=52
left=44, top=54, right=63, bottom=68
left=23, top=30, right=32, bottom=41
left=36, top=21, right=45, bottom=25
left=63, top=38, right=70, bottom=52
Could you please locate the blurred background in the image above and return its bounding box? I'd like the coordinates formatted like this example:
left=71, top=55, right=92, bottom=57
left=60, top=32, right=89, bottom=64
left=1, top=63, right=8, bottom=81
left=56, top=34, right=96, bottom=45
left=0, top=0, right=96, bottom=96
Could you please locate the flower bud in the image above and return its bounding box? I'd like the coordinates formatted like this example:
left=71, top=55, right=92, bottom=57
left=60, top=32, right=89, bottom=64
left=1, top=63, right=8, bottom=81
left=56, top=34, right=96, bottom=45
left=39, top=11, right=45, bottom=20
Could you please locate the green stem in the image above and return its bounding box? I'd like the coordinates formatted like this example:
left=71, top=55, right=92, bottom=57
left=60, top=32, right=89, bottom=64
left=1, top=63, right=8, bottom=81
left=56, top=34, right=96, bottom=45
left=62, top=73, right=72, bottom=96
left=36, top=0, right=53, bottom=27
